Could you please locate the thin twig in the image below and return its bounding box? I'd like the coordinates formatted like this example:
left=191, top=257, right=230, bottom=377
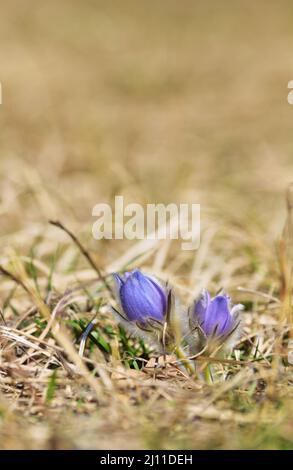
left=0, top=266, right=30, bottom=294
left=237, top=287, right=280, bottom=304
left=49, top=220, right=114, bottom=298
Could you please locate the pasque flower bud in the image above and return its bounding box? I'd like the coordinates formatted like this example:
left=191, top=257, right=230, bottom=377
left=113, top=269, right=167, bottom=324
left=192, top=290, right=243, bottom=340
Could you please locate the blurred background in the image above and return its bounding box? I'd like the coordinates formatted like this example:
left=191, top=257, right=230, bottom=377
left=1, top=1, right=293, bottom=251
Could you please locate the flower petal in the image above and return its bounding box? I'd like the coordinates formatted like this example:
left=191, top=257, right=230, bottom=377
left=119, top=270, right=166, bottom=323
left=230, top=304, right=244, bottom=316
left=193, top=289, right=211, bottom=325
left=203, top=295, right=233, bottom=336
left=113, top=273, right=125, bottom=291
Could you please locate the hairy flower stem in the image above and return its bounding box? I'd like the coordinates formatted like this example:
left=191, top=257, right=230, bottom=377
left=203, top=363, right=214, bottom=384
left=174, top=346, right=196, bottom=376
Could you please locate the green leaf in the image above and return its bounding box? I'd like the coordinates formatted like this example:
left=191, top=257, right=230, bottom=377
left=46, top=370, right=57, bottom=403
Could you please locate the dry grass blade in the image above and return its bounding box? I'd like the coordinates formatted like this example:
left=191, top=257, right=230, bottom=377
left=49, top=220, right=115, bottom=298
left=0, top=255, right=111, bottom=398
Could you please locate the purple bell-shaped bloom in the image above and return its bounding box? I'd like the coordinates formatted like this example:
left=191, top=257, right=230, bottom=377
left=192, top=290, right=243, bottom=339
left=113, top=269, right=167, bottom=324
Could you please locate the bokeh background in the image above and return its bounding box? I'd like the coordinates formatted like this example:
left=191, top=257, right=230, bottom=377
left=1, top=0, right=293, bottom=450
left=1, top=1, right=293, bottom=249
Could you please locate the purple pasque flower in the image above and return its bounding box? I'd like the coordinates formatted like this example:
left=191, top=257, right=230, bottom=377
left=192, top=290, right=243, bottom=339
left=113, top=269, right=167, bottom=324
